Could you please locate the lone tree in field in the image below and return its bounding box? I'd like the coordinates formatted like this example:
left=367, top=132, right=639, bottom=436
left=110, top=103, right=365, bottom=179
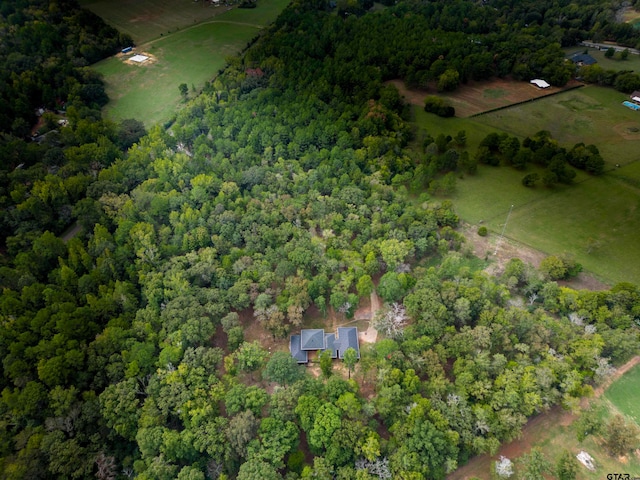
left=604, top=415, right=640, bottom=457
left=179, top=83, right=188, bottom=98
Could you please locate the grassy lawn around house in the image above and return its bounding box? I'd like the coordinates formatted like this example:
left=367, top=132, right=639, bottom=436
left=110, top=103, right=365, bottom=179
left=565, top=46, right=640, bottom=73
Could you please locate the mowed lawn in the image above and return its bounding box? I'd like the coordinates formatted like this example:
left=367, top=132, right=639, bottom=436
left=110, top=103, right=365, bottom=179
left=564, top=46, right=640, bottom=73
left=414, top=84, right=640, bottom=286
left=80, top=0, right=290, bottom=44
left=94, top=22, right=260, bottom=126
left=604, top=364, right=640, bottom=425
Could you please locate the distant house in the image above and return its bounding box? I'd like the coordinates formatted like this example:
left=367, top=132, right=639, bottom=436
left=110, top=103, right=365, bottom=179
left=530, top=79, right=550, bottom=89
left=289, top=327, right=360, bottom=364
left=630, top=90, right=640, bottom=103
left=568, top=52, right=597, bottom=66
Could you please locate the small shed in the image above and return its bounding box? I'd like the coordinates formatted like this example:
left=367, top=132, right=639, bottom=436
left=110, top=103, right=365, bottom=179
left=122, top=46, right=133, bottom=54
left=630, top=90, right=640, bottom=103
left=530, top=79, right=551, bottom=89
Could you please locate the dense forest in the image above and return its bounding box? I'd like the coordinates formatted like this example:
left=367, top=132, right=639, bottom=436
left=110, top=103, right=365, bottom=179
left=1, top=0, right=640, bottom=479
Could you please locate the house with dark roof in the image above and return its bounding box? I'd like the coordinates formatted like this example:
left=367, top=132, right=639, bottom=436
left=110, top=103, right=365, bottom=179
left=568, top=52, right=597, bottom=66
left=289, top=335, right=308, bottom=364
left=336, top=327, right=360, bottom=359
left=300, top=329, right=326, bottom=350
left=289, top=327, right=360, bottom=364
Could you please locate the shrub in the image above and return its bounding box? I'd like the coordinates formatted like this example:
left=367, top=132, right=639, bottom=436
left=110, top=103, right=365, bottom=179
left=424, top=96, right=455, bottom=117
left=477, top=226, right=488, bottom=236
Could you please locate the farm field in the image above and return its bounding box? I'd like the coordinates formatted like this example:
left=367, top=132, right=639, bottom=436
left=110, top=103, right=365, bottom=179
left=94, top=21, right=260, bottom=126
left=86, top=0, right=291, bottom=126
left=391, top=77, right=580, bottom=117
left=80, top=0, right=290, bottom=44
left=413, top=84, right=640, bottom=286
left=449, top=359, right=640, bottom=480
left=478, top=85, right=640, bottom=166
left=604, top=364, right=640, bottom=424
left=444, top=163, right=640, bottom=285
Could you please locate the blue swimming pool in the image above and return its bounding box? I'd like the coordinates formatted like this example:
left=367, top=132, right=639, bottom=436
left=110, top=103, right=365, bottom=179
left=623, top=100, right=640, bottom=110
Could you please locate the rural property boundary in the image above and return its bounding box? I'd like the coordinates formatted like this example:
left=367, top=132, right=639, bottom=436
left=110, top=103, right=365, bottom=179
left=469, top=83, right=585, bottom=118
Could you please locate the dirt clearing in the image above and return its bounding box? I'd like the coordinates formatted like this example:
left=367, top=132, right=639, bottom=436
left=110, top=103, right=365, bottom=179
left=389, top=78, right=583, bottom=117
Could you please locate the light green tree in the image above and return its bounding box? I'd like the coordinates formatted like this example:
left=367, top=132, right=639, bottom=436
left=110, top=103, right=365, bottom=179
left=343, top=347, right=358, bottom=380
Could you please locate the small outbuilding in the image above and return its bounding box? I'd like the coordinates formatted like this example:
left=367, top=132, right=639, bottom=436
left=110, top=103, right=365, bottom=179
left=630, top=90, right=640, bottom=103
left=530, top=79, right=551, bottom=89
left=122, top=46, right=133, bottom=54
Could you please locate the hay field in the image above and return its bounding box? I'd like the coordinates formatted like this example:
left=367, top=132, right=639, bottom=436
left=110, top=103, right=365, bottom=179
left=80, top=0, right=289, bottom=44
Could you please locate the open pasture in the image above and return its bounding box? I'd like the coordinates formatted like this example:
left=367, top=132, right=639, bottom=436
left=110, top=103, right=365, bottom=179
left=604, top=364, right=640, bottom=425
left=80, top=0, right=290, bottom=44
left=414, top=84, right=640, bottom=286
left=391, top=77, right=579, bottom=117
left=87, top=0, right=290, bottom=126
left=94, top=21, right=260, bottom=126
left=446, top=164, right=640, bottom=285
left=80, top=0, right=234, bottom=44
left=478, top=85, right=640, bottom=166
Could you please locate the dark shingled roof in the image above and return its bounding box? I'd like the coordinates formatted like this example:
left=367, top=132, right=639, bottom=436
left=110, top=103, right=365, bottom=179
left=289, top=335, right=308, bottom=364
left=336, top=327, right=360, bottom=359
left=300, top=329, right=326, bottom=350
left=323, top=333, right=338, bottom=359
left=568, top=52, right=597, bottom=65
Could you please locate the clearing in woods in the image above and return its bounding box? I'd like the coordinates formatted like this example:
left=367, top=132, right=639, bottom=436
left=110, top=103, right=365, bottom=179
left=88, top=0, right=291, bottom=126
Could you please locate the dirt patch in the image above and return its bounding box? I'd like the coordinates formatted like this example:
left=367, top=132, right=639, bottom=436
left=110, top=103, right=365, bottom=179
left=460, top=222, right=610, bottom=291
left=612, top=121, right=640, bottom=140
left=389, top=78, right=583, bottom=118
left=355, top=291, right=382, bottom=344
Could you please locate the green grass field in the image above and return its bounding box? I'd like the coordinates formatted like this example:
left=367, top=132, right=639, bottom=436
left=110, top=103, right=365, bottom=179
left=94, top=21, right=261, bottom=126
left=413, top=85, right=640, bottom=285
left=89, top=0, right=290, bottom=127
left=604, top=364, right=640, bottom=425
left=478, top=86, right=640, bottom=166
left=80, top=0, right=290, bottom=44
